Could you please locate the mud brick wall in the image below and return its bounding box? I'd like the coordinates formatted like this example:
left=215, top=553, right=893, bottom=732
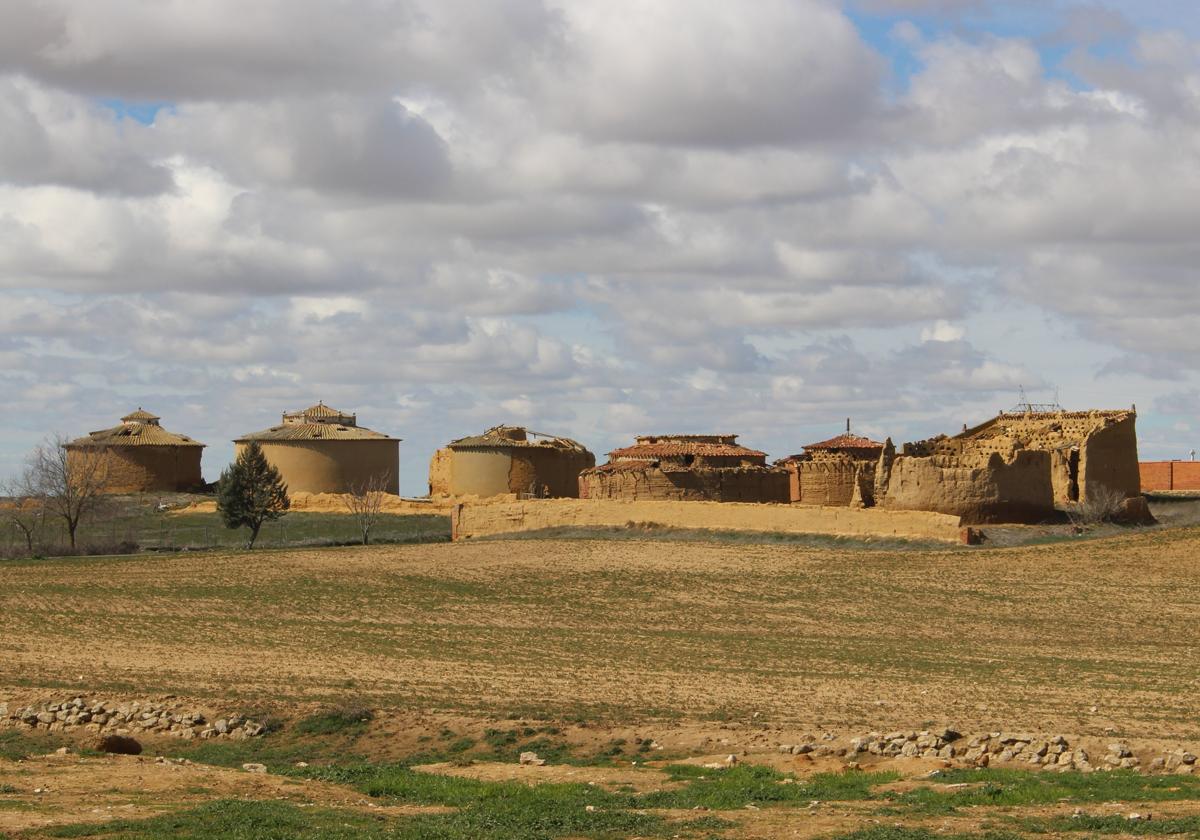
left=452, top=498, right=964, bottom=542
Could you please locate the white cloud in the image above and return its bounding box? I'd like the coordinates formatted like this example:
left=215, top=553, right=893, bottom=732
left=921, top=320, right=966, bottom=342
left=0, top=1, right=1197, bottom=490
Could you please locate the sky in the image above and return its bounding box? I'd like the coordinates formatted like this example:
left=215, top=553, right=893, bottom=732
left=0, top=0, right=1198, bottom=495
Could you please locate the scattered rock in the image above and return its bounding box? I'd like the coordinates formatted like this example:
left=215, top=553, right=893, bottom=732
left=519, top=751, right=546, bottom=766
left=242, top=763, right=267, bottom=774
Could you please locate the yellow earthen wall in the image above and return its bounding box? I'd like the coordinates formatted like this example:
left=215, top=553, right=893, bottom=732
left=238, top=439, right=399, bottom=495
left=428, top=448, right=453, bottom=495
left=579, top=466, right=789, bottom=503
left=429, top=447, right=594, bottom=498
left=789, top=460, right=869, bottom=506
left=1079, top=415, right=1141, bottom=502
left=452, top=498, right=963, bottom=543
left=71, top=446, right=203, bottom=493
left=882, top=450, right=1055, bottom=524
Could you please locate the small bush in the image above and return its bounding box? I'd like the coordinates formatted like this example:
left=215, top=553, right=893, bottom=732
left=1065, top=485, right=1128, bottom=526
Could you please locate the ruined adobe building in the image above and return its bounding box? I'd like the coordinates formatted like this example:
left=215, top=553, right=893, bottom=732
left=777, top=427, right=885, bottom=507
left=579, top=434, right=789, bottom=503
left=65, top=409, right=205, bottom=493
left=877, top=409, right=1144, bottom=524
left=428, top=425, right=595, bottom=499
left=235, top=403, right=399, bottom=494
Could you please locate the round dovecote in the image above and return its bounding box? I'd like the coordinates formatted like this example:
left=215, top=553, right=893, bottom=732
left=235, top=403, right=400, bottom=494
left=65, top=409, right=205, bottom=493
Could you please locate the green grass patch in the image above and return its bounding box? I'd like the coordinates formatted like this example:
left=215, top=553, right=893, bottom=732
left=641, top=764, right=897, bottom=810
left=294, top=706, right=374, bottom=736
left=891, top=768, right=1200, bottom=814
left=39, top=786, right=727, bottom=839
left=1021, top=812, right=1200, bottom=834
left=42, top=799, right=396, bottom=838
left=0, top=728, right=79, bottom=761
left=829, top=830, right=1022, bottom=840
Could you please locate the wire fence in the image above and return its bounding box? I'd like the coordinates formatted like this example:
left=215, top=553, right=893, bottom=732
left=1, top=514, right=451, bottom=557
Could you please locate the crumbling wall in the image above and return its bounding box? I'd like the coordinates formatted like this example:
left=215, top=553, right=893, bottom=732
left=510, top=448, right=595, bottom=498
left=1078, top=415, right=1141, bottom=502
left=1049, top=448, right=1079, bottom=504
left=428, top=448, right=454, bottom=496
left=580, top=465, right=789, bottom=503
left=882, top=450, right=1055, bottom=524
left=452, top=498, right=964, bottom=543
left=790, top=461, right=859, bottom=506
left=429, top=446, right=595, bottom=498
left=873, top=438, right=895, bottom=504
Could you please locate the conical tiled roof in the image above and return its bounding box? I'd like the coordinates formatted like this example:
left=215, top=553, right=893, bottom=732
left=121, top=408, right=160, bottom=423
left=236, top=402, right=398, bottom=442
left=68, top=411, right=203, bottom=448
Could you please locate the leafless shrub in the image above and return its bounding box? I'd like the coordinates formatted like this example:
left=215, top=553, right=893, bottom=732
left=1064, top=484, right=1128, bottom=527
left=345, top=472, right=391, bottom=545
left=1, top=464, right=48, bottom=554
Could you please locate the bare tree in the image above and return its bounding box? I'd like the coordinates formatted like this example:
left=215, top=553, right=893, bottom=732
left=27, top=435, right=113, bottom=549
left=1, top=464, right=48, bottom=554
left=345, top=472, right=391, bottom=545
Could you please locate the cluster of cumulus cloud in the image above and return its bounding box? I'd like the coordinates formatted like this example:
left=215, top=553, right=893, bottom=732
left=1, top=0, right=1198, bottom=486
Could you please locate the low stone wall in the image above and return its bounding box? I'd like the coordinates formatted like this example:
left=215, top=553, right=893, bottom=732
left=1, top=695, right=267, bottom=741
left=451, top=499, right=964, bottom=543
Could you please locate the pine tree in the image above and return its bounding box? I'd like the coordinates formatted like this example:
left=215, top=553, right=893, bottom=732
left=216, top=441, right=290, bottom=549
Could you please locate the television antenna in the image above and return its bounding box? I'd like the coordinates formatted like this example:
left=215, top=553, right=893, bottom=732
left=1011, top=385, right=1063, bottom=414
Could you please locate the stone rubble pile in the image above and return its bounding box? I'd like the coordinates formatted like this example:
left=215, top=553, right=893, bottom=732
left=0, top=697, right=266, bottom=740
left=844, top=728, right=964, bottom=760
left=822, top=730, right=1198, bottom=775
left=956, top=733, right=1086, bottom=770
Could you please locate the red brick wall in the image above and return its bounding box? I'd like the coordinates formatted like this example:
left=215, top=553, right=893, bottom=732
left=1140, top=461, right=1200, bottom=491
left=1175, top=462, right=1200, bottom=491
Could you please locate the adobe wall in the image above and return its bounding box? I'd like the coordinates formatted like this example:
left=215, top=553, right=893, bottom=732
left=1140, top=461, right=1200, bottom=492
left=429, top=447, right=594, bottom=498
left=451, top=498, right=964, bottom=543
left=428, top=448, right=453, bottom=496
left=882, top=450, right=1055, bottom=524
left=436, top=449, right=512, bottom=497
left=510, top=448, right=595, bottom=498
left=788, top=460, right=873, bottom=506
left=580, top=466, right=790, bottom=503
left=1078, top=415, right=1141, bottom=501
left=71, top=446, right=203, bottom=494
left=239, top=439, right=399, bottom=495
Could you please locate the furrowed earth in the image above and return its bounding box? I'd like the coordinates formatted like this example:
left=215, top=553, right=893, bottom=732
left=3, top=521, right=1200, bottom=838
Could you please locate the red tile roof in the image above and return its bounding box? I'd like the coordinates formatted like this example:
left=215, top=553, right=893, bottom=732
left=802, top=433, right=884, bottom=451
left=609, top=442, right=766, bottom=459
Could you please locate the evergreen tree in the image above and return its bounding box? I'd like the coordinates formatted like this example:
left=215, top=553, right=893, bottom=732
left=216, top=441, right=290, bottom=548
